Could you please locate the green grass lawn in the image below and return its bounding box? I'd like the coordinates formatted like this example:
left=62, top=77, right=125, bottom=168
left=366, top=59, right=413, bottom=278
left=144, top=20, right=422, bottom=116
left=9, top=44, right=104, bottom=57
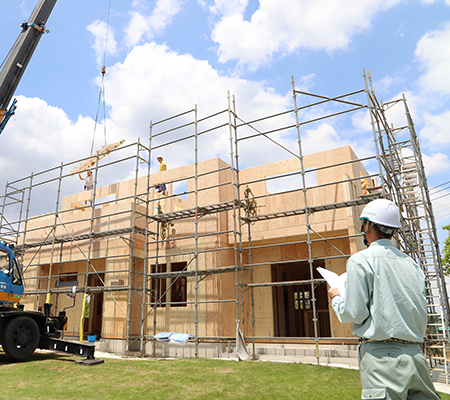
left=0, top=351, right=449, bottom=400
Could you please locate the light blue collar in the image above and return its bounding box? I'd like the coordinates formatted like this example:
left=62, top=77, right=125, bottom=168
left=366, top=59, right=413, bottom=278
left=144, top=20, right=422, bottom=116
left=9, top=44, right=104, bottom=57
left=369, top=238, right=394, bottom=247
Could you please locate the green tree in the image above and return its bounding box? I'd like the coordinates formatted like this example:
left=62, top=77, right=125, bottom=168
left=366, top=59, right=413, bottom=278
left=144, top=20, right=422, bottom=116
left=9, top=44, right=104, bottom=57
left=442, top=224, right=450, bottom=275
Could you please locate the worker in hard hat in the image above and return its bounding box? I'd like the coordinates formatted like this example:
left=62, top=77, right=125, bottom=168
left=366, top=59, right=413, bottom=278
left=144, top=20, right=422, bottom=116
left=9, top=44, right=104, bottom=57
left=155, top=155, right=167, bottom=196
left=328, top=199, right=439, bottom=400
left=79, top=170, right=94, bottom=205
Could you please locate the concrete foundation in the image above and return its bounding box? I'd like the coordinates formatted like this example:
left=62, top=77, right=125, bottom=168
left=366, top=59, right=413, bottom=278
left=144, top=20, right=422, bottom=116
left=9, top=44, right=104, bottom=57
left=91, top=338, right=359, bottom=368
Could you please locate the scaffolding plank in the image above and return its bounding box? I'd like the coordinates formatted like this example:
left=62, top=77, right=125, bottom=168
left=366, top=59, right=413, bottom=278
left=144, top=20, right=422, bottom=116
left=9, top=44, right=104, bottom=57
left=242, top=197, right=372, bottom=223
left=150, top=200, right=243, bottom=222
left=17, top=226, right=152, bottom=250
left=150, top=265, right=250, bottom=279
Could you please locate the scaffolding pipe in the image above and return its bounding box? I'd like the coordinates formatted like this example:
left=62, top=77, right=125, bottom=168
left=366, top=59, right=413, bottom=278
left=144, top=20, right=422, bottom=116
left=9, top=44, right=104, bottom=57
left=292, top=75, right=320, bottom=365
left=194, top=104, right=199, bottom=358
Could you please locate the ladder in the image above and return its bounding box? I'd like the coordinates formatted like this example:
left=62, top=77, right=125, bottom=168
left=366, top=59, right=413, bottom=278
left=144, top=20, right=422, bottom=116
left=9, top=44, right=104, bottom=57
left=364, top=72, right=450, bottom=382
left=382, top=98, right=449, bottom=383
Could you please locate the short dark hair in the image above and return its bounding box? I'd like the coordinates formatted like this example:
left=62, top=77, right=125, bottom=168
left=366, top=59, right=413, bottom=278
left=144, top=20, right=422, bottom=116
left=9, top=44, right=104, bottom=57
left=373, top=223, right=396, bottom=239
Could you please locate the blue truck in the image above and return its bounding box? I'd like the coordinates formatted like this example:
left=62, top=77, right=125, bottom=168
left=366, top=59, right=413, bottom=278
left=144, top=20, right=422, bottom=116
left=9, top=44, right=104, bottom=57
left=0, top=240, right=100, bottom=362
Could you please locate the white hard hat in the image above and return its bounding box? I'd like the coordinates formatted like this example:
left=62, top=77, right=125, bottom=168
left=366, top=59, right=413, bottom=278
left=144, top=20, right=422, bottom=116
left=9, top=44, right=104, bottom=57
left=359, top=199, right=401, bottom=228
left=157, top=155, right=163, bottom=159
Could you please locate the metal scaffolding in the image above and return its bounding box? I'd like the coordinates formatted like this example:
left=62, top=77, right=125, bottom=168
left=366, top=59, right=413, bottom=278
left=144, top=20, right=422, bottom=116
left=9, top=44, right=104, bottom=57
left=0, top=72, right=448, bottom=380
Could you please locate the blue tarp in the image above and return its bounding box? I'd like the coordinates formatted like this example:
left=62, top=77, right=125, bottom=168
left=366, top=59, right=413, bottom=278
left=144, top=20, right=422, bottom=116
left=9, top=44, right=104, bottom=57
left=169, top=333, right=194, bottom=345
left=155, top=332, right=174, bottom=341
left=155, top=332, right=194, bottom=345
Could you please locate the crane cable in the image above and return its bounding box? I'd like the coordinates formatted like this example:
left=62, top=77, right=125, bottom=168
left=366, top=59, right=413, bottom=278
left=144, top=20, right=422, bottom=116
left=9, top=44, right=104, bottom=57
left=90, top=0, right=112, bottom=155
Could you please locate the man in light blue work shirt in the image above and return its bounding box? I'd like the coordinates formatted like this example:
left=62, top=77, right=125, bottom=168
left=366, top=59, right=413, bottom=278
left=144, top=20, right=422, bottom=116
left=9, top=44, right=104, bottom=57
left=329, top=199, right=440, bottom=400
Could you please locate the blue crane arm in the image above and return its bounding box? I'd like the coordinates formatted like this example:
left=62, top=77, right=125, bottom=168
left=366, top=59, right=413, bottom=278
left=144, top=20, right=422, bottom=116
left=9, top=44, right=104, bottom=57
left=0, top=0, right=57, bottom=136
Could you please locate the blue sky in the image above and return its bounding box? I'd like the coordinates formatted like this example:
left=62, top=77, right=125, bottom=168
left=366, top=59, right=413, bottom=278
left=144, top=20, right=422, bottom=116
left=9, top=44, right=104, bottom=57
left=1, top=0, right=450, bottom=246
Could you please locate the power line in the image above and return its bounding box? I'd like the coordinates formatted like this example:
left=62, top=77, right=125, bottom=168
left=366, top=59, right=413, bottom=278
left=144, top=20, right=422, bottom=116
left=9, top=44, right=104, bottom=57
left=433, top=205, right=449, bottom=214
left=430, top=180, right=450, bottom=191
left=431, top=192, right=450, bottom=202
left=433, top=200, right=450, bottom=208
left=430, top=185, right=450, bottom=196
left=435, top=212, right=450, bottom=220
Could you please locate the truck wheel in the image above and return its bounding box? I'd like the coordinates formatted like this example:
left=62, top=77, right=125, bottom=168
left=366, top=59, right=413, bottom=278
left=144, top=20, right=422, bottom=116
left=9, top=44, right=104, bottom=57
left=1, top=316, right=39, bottom=361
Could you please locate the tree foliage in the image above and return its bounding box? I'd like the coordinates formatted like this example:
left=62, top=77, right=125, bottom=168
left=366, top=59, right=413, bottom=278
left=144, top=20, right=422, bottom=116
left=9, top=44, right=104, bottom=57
left=442, top=224, right=450, bottom=275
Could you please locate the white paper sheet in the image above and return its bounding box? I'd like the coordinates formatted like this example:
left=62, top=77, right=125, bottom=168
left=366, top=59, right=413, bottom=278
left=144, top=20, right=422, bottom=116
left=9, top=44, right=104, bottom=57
left=317, top=267, right=347, bottom=299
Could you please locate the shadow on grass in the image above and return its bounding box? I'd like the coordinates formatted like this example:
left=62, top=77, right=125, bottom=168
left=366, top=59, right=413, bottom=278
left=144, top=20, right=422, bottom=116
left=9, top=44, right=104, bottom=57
left=0, top=349, right=78, bottom=365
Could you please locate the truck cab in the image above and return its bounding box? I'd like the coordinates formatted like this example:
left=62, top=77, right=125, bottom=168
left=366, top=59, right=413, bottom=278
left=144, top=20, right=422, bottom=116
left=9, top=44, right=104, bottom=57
left=0, top=240, right=100, bottom=363
left=0, top=242, right=24, bottom=305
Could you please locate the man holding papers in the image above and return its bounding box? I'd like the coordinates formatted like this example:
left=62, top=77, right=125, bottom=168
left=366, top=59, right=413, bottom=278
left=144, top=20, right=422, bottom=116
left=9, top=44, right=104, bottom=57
left=328, top=199, right=439, bottom=400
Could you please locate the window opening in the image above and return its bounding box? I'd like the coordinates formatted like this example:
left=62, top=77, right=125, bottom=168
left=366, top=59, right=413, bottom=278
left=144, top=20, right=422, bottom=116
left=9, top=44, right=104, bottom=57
left=151, top=264, right=167, bottom=307
left=57, top=271, right=78, bottom=287
left=266, top=167, right=317, bottom=194
left=170, top=262, right=187, bottom=307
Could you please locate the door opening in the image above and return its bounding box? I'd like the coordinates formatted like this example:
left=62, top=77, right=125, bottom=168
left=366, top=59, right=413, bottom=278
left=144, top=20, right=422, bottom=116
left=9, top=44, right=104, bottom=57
left=272, top=262, right=330, bottom=338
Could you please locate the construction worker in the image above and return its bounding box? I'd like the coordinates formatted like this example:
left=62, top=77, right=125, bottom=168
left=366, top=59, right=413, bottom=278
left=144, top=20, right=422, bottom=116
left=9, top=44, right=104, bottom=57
left=328, top=199, right=440, bottom=400
left=79, top=170, right=94, bottom=205
left=155, top=155, right=167, bottom=196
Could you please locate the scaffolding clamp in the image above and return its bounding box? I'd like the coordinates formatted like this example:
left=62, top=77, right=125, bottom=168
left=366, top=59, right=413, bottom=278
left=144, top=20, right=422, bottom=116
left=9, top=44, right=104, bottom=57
left=26, top=22, right=50, bottom=34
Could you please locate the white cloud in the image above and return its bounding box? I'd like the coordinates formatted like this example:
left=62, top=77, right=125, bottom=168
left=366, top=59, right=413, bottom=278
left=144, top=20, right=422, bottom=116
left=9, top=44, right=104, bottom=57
left=209, top=0, right=249, bottom=15
left=87, top=20, right=118, bottom=67
left=421, top=0, right=450, bottom=4
left=124, top=0, right=187, bottom=47
left=0, top=41, right=295, bottom=192
left=415, top=22, right=450, bottom=96
left=302, top=123, right=341, bottom=153
left=1, top=42, right=305, bottom=194
left=373, top=22, right=450, bottom=153
left=124, top=11, right=152, bottom=47
left=102, top=43, right=383, bottom=169
left=132, top=0, right=150, bottom=9
left=150, top=0, right=186, bottom=33
left=124, top=11, right=151, bottom=47
left=383, top=91, right=419, bottom=127
left=0, top=95, right=138, bottom=221
left=374, top=74, right=405, bottom=94
left=105, top=42, right=293, bottom=168
left=295, top=74, right=317, bottom=92
left=351, top=110, right=371, bottom=134
left=422, top=152, right=450, bottom=176
left=301, top=122, right=371, bottom=159
left=19, top=1, right=28, bottom=17
left=211, top=0, right=402, bottom=70
left=431, top=187, right=450, bottom=225
left=353, top=89, right=424, bottom=139
left=420, top=110, right=450, bottom=150
left=0, top=96, right=96, bottom=181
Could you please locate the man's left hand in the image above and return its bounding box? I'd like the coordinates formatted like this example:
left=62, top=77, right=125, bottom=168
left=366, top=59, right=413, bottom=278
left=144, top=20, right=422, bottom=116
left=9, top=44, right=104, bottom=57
left=328, top=288, right=340, bottom=299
